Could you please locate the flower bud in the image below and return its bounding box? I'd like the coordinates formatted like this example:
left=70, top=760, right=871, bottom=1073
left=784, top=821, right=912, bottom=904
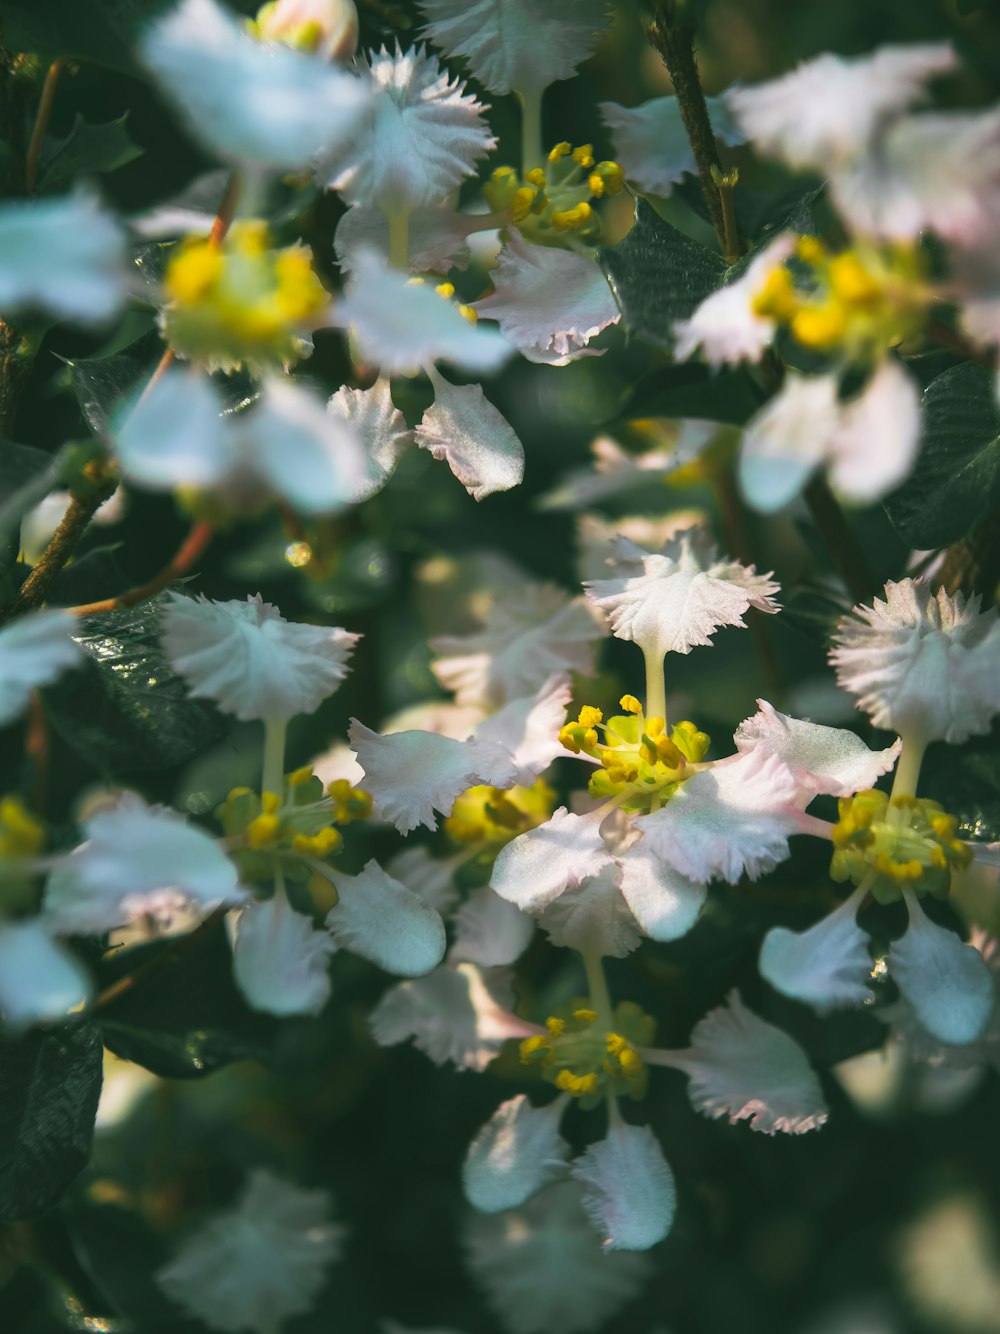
left=249, top=0, right=358, bottom=61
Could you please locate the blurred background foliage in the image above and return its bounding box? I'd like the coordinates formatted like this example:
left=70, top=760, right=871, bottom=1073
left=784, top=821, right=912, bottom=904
left=3, top=0, right=1000, bottom=1331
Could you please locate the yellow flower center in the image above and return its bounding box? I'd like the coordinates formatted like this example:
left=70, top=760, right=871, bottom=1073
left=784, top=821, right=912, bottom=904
left=484, top=144, right=623, bottom=245
left=830, top=790, right=972, bottom=904
left=161, top=221, right=330, bottom=373
left=444, top=778, right=556, bottom=847
left=519, top=1000, right=654, bottom=1106
left=0, top=795, right=44, bottom=860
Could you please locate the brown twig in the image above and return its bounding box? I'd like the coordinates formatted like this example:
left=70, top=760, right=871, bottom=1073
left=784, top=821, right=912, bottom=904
left=93, top=907, right=227, bottom=1012
left=25, top=59, right=64, bottom=194
left=65, top=519, right=215, bottom=617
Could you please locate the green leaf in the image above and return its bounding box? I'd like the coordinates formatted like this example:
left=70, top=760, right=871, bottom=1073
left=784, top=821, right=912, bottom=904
left=0, top=1022, right=103, bottom=1223
left=39, top=114, right=144, bottom=193
left=43, top=594, right=226, bottom=773
left=920, top=725, right=1000, bottom=844
left=2, top=0, right=171, bottom=76
left=95, top=924, right=279, bottom=1079
left=66, top=330, right=164, bottom=438
left=624, top=361, right=764, bottom=425
left=598, top=197, right=728, bottom=350
left=884, top=362, right=1000, bottom=548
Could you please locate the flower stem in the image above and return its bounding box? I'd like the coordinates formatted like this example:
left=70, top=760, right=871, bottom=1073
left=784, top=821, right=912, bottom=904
left=517, top=87, right=543, bottom=172
left=581, top=948, right=613, bottom=1029
left=386, top=207, right=410, bottom=270
left=7, top=484, right=117, bottom=618
left=65, top=520, right=215, bottom=618
left=262, top=716, right=287, bottom=796
left=643, top=648, right=667, bottom=722
left=890, top=734, right=927, bottom=801
left=25, top=59, right=65, bottom=195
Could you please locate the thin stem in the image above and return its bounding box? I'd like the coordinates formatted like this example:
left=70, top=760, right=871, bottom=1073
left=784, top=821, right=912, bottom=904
left=802, top=474, right=876, bottom=605
left=517, top=87, right=544, bottom=172
left=93, top=908, right=227, bottom=1011
left=890, top=734, right=928, bottom=801
left=25, top=59, right=64, bottom=194
left=711, top=165, right=741, bottom=262
left=386, top=207, right=410, bottom=270
left=0, top=447, right=66, bottom=551
left=8, top=485, right=116, bottom=617
left=643, top=648, right=666, bottom=722
left=209, top=168, right=243, bottom=244
left=262, top=716, right=287, bottom=796
left=581, top=949, right=613, bottom=1030
left=65, top=520, right=214, bottom=617
left=647, top=3, right=726, bottom=249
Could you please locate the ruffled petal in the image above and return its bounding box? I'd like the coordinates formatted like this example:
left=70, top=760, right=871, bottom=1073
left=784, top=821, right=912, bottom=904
left=538, top=864, right=643, bottom=959
left=738, top=373, right=840, bottom=512
left=734, top=699, right=901, bottom=799
left=0, top=922, right=92, bottom=1030
left=450, top=887, right=535, bottom=966
left=673, top=233, right=795, bottom=366
left=759, top=891, right=874, bottom=1011
left=334, top=203, right=473, bottom=276
left=663, top=990, right=829, bottom=1133
left=162, top=592, right=359, bottom=722
left=324, top=859, right=446, bottom=975
left=464, top=1095, right=570, bottom=1212
left=472, top=674, right=571, bottom=785
left=889, top=893, right=995, bottom=1046
left=232, top=889, right=334, bottom=1016
left=829, top=359, right=922, bottom=502
left=601, top=94, right=743, bottom=195
left=326, top=379, right=412, bottom=503
left=615, top=839, right=707, bottom=942
left=349, top=722, right=518, bottom=834
left=383, top=845, right=460, bottom=915
left=0, top=610, right=83, bottom=726
left=491, top=808, right=612, bottom=914
left=416, top=372, right=524, bottom=501
left=570, top=1122, right=676, bottom=1251
left=114, top=367, right=231, bottom=490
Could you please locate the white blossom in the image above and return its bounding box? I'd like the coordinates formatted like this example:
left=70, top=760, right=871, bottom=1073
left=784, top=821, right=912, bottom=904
left=491, top=808, right=612, bottom=915
left=232, top=888, right=334, bottom=1016
left=450, top=887, right=535, bottom=967
left=570, top=1121, right=675, bottom=1251
left=759, top=890, right=875, bottom=1012
left=0, top=611, right=83, bottom=726
left=464, top=1095, right=570, bottom=1213
left=326, top=379, right=413, bottom=503
left=0, top=921, right=92, bottom=1030
left=889, top=893, right=995, bottom=1046
left=614, top=839, right=707, bottom=943
left=537, top=865, right=643, bottom=959
left=601, top=94, right=744, bottom=195
left=673, top=233, right=795, bottom=365
left=323, top=859, right=447, bottom=975
left=471, top=673, right=572, bottom=785
left=416, top=371, right=525, bottom=501
left=334, top=203, right=474, bottom=276
left=162, top=593, right=359, bottom=722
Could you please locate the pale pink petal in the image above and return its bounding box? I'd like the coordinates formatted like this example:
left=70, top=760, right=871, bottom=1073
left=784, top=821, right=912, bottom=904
left=758, top=890, right=874, bottom=1011
left=463, top=1095, right=570, bottom=1212
left=450, top=886, right=535, bottom=966
left=538, top=865, right=643, bottom=959
left=827, top=360, right=921, bottom=502
left=738, top=373, right=840, bottom=513
left=326, top=379, right=412, bottom=504
left=615, top=839, right=707, bottom=942
left=472, top=674, right=572, bottom=785
left=491, top=808, right=612, bottom=914
left=673, top=233, right=795, bottom=366
left=889, top=893, right=995, bottom=1046
left=323, top=858, right=446, bottom=974
left=416, top=371, right=524, bottom=501
left=570, top=1122, right=675, bottom=1251
left=232, top=888, right=333, bottom=1016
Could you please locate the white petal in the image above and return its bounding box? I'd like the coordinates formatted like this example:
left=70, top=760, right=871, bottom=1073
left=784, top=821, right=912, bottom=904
left=570, top=1122, right=675, bottom=1251
left=472, top=674, right=571, bottom=785
left=673, top=233, right=795, bottom=366
left=238, top=378, right=367, bottom=514
left=0, top=191, right=126, bottom=324
left=584, top=528, right=779, bottom=659
left=889, top=895, right=995, bottom=1046
left=369, top=962, right=525, bottom=1070
left=162, top=592, right=360, bottom=722
left=665, top=990, right=829, bottom=1133
left=450, top=886, right=535, bottom=966
left=738, top=373, right=840, bottom=512
left=332, top=251, right=511, bottom=374
left=418, top=0, right=609, bottom=97
left=232, top=890, right=333, bottom=1016
left=615, top=840, right=707, bottom=942
left=464, top=1095, right=570, bottom=1212
left=324, top=859, right=446, bottom=975
left=539, top=433, right=706, bottom=512
left=734, top=699, right=901, bottom=799
left=114, top=367, right=231, bottom=490
left=326, top=379, right=412, bottom=503
left=0, top=611, right=83, bottom=726
left=601, top=94, right=743, bottom=195
left=474, top=235, right=619, bottom=365
left=830, top=579, right=1000, bottom=743
left=0, top=922, right=92, bottom=1030
left=140, top=0, right=371, bottom=168
left=431, top=584, right=603, bottom=710
left=384, top=845, right=459, bottom=915
left=156, top=1169, right=343, bottom=1333
left=349, top=722, right=518, bottom=834
left=759, top=891, right=874, bottom=1011
left=416, top=372, right=524, bottom=501
left=827, top=360, right=921, bottom=503
left=44, top=793, right=243, bottom=934
left=639, top=751, right=800, bottom=885
left=491, top=808, right=612, bottom=914
left=725, top=43, right=956, bottom=169
left=334, top=204, right=473, bottom=276
left=252, top=0, right=358, bottom=61
left=325, top=44, right=494, bottom=210
left=538, top=864, right=643, bottom=959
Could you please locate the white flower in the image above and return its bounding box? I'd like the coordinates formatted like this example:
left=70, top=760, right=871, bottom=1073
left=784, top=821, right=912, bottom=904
left=570, top=1121, right=675, bottom=1251
left=325, top=44, right=495, bottom=211
left=539, top=429, right=717, bottom=512
left=538, top=865, right=643, bottom=958
left=655, top=990, right=828, bottom=1133
left=613, top=840, right=707, bottom=944
left=323, top=858, right=447, bottom=975
left=600, top=94, right=744, bottom=195
left=140, top=0, right=371, bottom=168
left=471, top=674, right=572, bottom=786
left=384, top=845, right=460, bottom=915
left=583, top=529, right=780, bottom=660
left=370, top=962, right=531, bottom=1070
left=334, top=203, right=474, bottom=276
left=739, top=361, right=921, bottom=512
left=44, top=793, right=244, bottom=934
left=450, top=887, right=535, bottom=967
left=418, top=0, right=609, bottom=98
left=474, top=235, right=620, bottom=365
left=0, top=611, right=83, bottom=726
left=463, top=1180, right=651, bottom=1334
left=162, top=593, right=359, bottom=722
left=326, top=379, right=413, bottom=503
left=416, top=370, right=525, bottom=501
left=830, top=579, right=1000, bottom=744
left=491, top=807, right=612, bottom=915
left=115, top=368, right=231, bottom=489
left=156, top=1169, right=344, bottom=1333
left=331, top=251, right=511, bottom=374
left=889, top=892, right=995, bottom=1046
left=252, top=0, right=358, bottom=62
left=759, top=889, right=875, bottom=1012
left=673, top=233, right=795, bottom=365
left=431, top=583, right=603, bottom=710
left=463, top=1095, right=570, bottom=1213
left=232, top=887, right=334, bottom=1016
left=724, top=43, right=956, bottom=170
left=0, top=921, right=92, bottom=1030
left=0, top=191, right=127, bottom=324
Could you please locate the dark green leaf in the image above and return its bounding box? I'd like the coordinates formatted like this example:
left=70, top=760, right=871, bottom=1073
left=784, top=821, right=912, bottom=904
left=95, top=923, right=279, bottom=1079
left=884, top=362, right=1000, bottom=548
left=0, top=440, right=54, bottom=490
left=920, top=725, right=1000, bottom=843
left=0, top=1022, right=103, bottom=1223
left=66, top=330, right=165, bottom=438
left=48, top=545, right=129, bottom=605
left=43, top=594, right=226, bottom=773
left=2, top=0, right=171, bottom=76
left=598, top=197, right=728, bottom=350
left=624, top=362, right=764, bottom=425
left=39, top=114, right=144, bottom=193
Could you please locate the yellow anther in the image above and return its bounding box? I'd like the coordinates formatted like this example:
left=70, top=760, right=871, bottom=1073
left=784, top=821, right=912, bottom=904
left=165, top=244, right=224, bottom=303
left=572, top=144, right=594, bottom=167
left=292, top=826, right=343, bottom=857
left=791, top=302, right=849, bottom=350
left=559, top=724, right=583, bottom=754
left=578, top=705, right=603, bottom=728
left=551, top=201, right=593, bottom=231
left=492, top=164, right=517, bottom=183
left=520, top=1035, right=550, bottom=1062
left=510, top=186, right=537, bottom=222
left=794, top=235, right=826, bottom=264
left=618, top=1047, right=643, bottom=1077
left=247, top=813, right=281, bottom=849
left=226, top=786, right=253, bottom=802
left=555, top=1070, right=599, bottom=1097
left=573, top=1008, right=598, bottom=1024
left=548, top=141, right=571, bottom=161
left=655, top=735, right=685, bottom=767
left=289, top=765, right=314, bottom=787
left=525, top=167, right=546, bottom=187
left=261, top=791, right=282, bottom=815
left=435, top=281, right=456, bottom=298
left=591, top=161, right=624, bottom=194
left=619, top=695, right=642, bottom=715
left=588, top=173, right=605, bottom=197
left=828, top=253, right=880, bottom=305
left=458, top=304, right=478, bottom=324
left=645, top=717, right=665, bottom=738
left=751, top=265, right=797, bottom=320
left=546, top=1016, right=566, bottom=1037
left=606, top=1032, right=627, bottom=1054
